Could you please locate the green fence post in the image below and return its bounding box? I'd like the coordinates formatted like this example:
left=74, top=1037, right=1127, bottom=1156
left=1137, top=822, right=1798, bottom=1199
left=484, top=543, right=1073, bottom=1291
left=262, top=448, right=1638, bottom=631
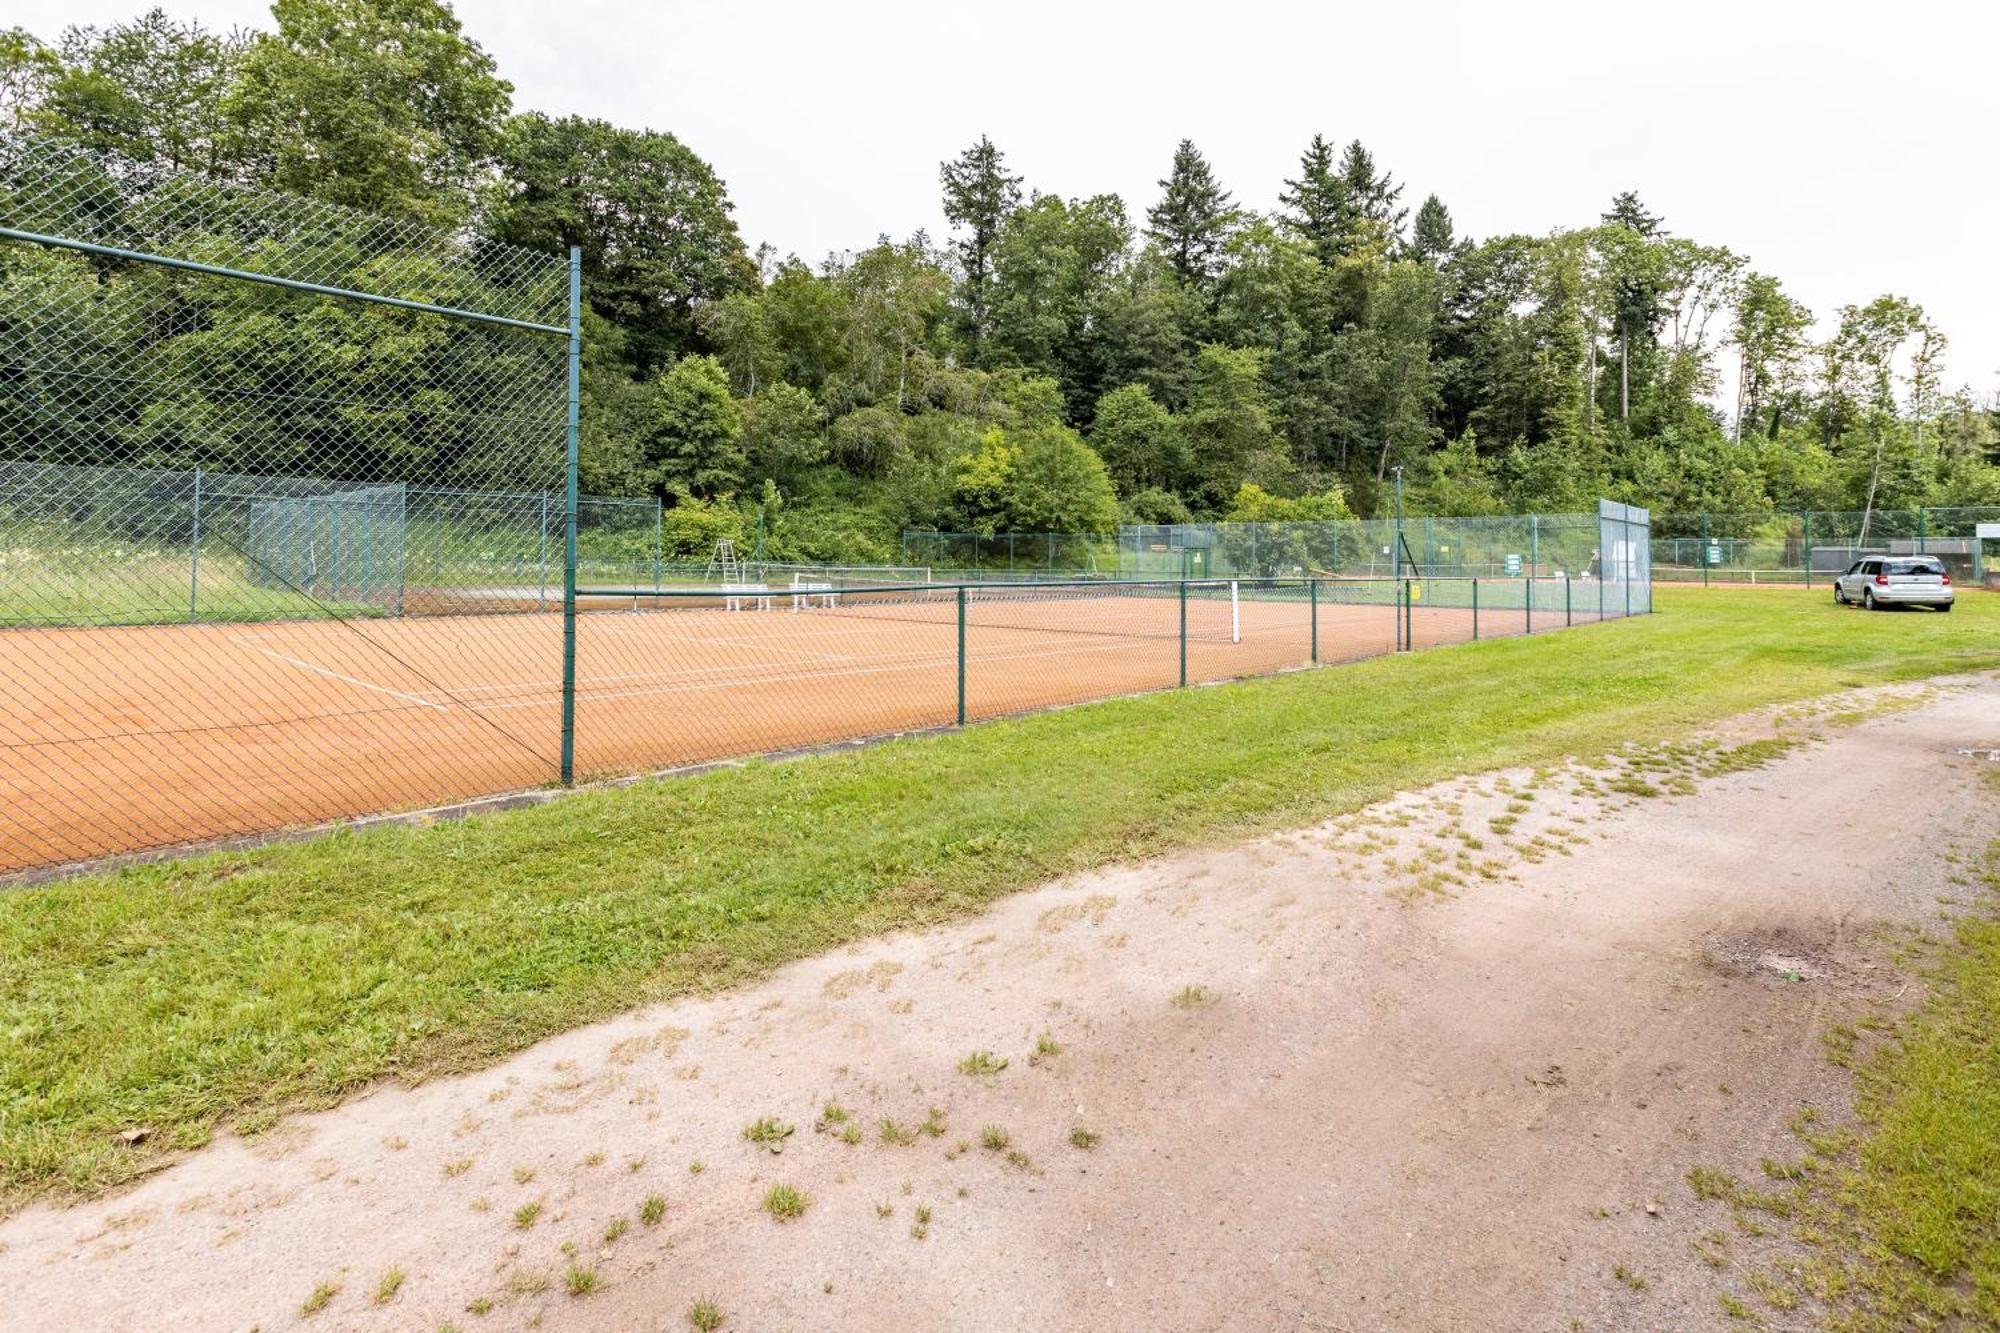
left=188, top=466, right=202, bottom=621
left=1918, top=506, right=1927, bottom=554
left=1525, top=576, right=1533, bottom=635
left=538, top=491, right=549, bottom=611
left=1310, top=577, right=1319, bottom=662
left=1565, top=574, right=1572, bottom=627
left=1802, top=512, right=1811, bottom=588
left=1700, top=511, right=1709, bottom=587
left=1472, top=577, right=1479, bottom=641
left=1179, top=579, right=1188, bottom=686
left=560, top=246, right=581, bottom=787
left=956, top=583, right=967, bottom=725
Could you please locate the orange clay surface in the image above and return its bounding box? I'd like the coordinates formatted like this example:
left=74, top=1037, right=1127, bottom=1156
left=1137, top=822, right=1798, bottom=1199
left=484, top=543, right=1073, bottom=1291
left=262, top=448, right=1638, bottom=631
left=0, top=591, right=1596, bottom=874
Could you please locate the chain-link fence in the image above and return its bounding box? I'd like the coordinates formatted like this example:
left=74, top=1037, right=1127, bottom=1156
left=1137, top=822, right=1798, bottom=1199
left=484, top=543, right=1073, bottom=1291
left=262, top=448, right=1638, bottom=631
left=900, top=529, right=1127, bottom=575
left=1121, top=510, right=1614, bottom=582
left=1651, top=507, right=2000, bottom=585
left=1, top=135, right=582, bottom=872
left=0, top=135, right=1661, bottom=877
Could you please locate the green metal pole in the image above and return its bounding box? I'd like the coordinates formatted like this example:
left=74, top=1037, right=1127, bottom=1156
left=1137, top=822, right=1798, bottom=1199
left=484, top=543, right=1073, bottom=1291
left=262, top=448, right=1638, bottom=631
left=538, top=491, right=549, bottom=611
left=1310, top=577, right=1319, bottom=662
left=1918, top=506, right=1927, bottom=554
left=1802, top=512, right=1811, bottom=588
left=956, top=584, right=967, bottom=725
left=1392, top=466, right=1406, bottom=653
left=560, top=246, right=581, bottom=787
left=1392, top=466, right=1404, bottom=578
left=1525, top=574, right=1533, bottom=635
left=1472, top=577, right=1479, bottom=641
left=188, top=466, right=201, bottom=621
left=1179, top=579, right=1188, bottom=686
left=1565, top=574, right=1572, bottom=627
left=1700, top=511, right=1709, bottom=587
left=653, top=496, right=663, bottom=598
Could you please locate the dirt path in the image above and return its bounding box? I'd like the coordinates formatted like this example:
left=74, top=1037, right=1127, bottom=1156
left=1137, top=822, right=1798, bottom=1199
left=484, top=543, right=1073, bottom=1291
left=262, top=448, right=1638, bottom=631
left=7, top=677, right=1997, bottom=1333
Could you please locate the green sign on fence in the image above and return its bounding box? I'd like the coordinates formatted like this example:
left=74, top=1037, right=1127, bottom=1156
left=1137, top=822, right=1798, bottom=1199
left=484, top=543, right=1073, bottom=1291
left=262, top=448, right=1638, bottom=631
left=1504, top=553, right=1522, bottom=576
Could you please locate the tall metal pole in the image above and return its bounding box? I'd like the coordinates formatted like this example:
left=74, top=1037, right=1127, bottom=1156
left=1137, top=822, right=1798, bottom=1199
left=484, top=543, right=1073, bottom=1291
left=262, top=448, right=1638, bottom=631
left=1393, top=466, right=1405, bottom=652
left=1310, top=577, right=1318, bottom=663
left=188, top=466, right=202, bottom=621
left=538, top=490, right=549, bottom=611
left=1178, top=579, right=1188, bottom=686
left=560, top=246, right=581, bottom=786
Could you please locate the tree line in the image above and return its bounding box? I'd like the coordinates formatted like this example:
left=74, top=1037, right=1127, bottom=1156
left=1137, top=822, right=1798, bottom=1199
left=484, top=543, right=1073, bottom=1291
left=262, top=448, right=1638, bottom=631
left=4, top=2, right=1995, bottom=564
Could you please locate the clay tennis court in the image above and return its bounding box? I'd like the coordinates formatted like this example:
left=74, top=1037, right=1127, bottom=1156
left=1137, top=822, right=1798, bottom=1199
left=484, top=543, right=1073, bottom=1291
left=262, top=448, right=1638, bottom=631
left=0, top=583, right=1600, bottom=874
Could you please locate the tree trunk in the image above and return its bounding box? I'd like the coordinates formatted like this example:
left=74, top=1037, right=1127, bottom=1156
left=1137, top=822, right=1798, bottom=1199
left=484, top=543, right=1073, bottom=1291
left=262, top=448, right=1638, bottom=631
left=1619, top=320, right=1630, bottom=420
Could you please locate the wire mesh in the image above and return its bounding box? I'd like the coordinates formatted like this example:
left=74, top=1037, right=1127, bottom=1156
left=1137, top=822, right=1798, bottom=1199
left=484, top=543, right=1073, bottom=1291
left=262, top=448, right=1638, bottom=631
left=1650, top=506, right=2000, bottom=585
left=1, top=135, right=1660, bottom=877
left=1, top=135, right=572, bottom=871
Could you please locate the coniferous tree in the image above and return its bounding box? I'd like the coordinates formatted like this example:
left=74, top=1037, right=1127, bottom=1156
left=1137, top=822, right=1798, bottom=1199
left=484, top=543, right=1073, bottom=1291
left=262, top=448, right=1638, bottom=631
left=1600, top=190, right=1667, bottom=420
left=939, top=135, right=1022, bottom=363
left=1278, top=133, right=1345, bottom=263
left=1334, top=139, right=1406, bottom=253
left=1408, top=194, right=1457, bottom=265
left=1145, top=139, right=1238, bottom=299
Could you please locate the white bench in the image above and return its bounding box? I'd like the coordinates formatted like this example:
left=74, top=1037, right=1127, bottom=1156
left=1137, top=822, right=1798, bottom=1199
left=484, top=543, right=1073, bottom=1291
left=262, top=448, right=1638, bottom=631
left=790, top=577, right=836, bottom=611
left=721, top=582, right=771, bottom=611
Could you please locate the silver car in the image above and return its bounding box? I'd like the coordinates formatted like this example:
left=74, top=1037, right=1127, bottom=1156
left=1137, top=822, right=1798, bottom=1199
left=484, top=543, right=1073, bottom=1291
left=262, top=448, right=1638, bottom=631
left=1834, top=555, right=1955, bottom=611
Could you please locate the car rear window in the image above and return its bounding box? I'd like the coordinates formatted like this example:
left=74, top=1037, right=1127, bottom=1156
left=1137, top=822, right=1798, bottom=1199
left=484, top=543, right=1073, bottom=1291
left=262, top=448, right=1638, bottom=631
left=1887, top=560, right=1943, bottom=575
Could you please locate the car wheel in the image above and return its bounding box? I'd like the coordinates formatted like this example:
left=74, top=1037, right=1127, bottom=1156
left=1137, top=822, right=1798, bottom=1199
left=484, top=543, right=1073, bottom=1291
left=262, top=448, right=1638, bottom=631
left=1834, top=583, right=1847, bottom=604
left=1863, top=589, right=1877, bottom=610
left=1940, top=601, right=1953, bottom=614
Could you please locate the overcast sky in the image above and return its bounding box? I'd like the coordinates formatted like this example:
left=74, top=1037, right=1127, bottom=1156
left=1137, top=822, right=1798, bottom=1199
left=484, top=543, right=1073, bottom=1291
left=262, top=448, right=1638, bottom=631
left=18, top=0, right=2000, bottom=399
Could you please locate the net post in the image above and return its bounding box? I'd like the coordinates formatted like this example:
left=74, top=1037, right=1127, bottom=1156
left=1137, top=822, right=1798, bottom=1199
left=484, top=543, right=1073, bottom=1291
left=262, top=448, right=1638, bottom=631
left=1472, top=576, right=1479, bottom=641
left=188, top=466, right=202, bottom=622
left=1309, top=577, right=1318, bottom=662
left=561, top=246, right=581, bottom=787
left=1178, top=579, right=1188, bottom=686
left=1525, top=576, right=1533, bottom=635
left=1229, top=579, right=1240, bottom=644
left=1565, top=574, right=1572, bottom=627
left=956, top=584, right=967, bottom=726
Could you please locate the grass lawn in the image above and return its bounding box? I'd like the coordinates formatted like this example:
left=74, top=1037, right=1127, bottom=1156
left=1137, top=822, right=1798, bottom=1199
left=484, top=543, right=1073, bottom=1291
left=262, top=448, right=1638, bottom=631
left=1817, top=805, right=2000, bottom=1329
left=3, top=585, right=1997, bottom=1216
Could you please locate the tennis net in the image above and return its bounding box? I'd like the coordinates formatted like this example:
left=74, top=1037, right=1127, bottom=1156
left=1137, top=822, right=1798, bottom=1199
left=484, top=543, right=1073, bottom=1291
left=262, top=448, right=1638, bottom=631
left=749, top=577, right=1243, bottom=644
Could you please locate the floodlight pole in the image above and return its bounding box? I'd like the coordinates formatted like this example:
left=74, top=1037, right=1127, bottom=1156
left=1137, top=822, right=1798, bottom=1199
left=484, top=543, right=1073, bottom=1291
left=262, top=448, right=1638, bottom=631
left=561, top=246, right=581, bottom=787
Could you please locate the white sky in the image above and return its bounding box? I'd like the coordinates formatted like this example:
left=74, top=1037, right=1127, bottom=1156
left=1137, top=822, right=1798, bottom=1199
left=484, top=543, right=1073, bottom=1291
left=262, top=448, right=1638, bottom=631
left=17, top=0, right=2000, bottom=400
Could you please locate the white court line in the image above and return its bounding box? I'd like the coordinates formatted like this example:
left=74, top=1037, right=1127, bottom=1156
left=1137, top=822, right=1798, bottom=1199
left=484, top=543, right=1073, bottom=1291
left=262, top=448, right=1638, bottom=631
left=250, top=646, right=451, bottom=712
left=235, top=611, right=1273, bottom=711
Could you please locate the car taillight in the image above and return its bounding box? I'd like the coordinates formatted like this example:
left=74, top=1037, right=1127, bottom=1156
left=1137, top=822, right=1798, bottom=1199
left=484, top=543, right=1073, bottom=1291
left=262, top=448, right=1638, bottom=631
left=1942, top=573, right=1952, bottom=585
left=1874, top=574, right=1889, bottom=585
